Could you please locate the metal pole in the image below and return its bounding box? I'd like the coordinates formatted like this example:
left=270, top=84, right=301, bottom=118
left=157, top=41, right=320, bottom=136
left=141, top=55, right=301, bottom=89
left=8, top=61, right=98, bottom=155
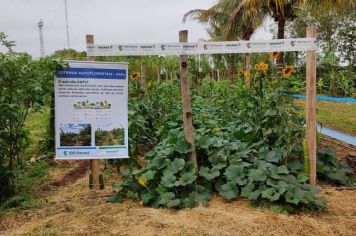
left=64, top=0, right=70, bottom=49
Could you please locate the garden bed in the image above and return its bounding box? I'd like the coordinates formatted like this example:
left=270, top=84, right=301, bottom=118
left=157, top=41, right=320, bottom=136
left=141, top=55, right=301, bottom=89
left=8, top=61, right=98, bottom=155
left=0, top=170, right=355, bottom=236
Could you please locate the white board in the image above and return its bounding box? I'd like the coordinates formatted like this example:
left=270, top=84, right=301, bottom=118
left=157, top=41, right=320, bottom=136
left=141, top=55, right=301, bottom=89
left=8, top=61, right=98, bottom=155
left=55, top=61, right=129, bottom=160
left=86, top=38, right=317, bottom=56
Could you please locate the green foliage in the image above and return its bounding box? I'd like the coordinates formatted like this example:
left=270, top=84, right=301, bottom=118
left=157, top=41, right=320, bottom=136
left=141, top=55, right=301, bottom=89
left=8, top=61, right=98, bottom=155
left=0, top=32, right=62, bottom=201
left=109, top=72, right=354, bottom=212
left=317, top=148, right=354, bottom=185
left=317, top=46, right=355, bottom=97
left=0, top=160, right=51, bottom=211
left=288, top=146, right=354, bottom=186
left=52, top=48, right=86, bottom=60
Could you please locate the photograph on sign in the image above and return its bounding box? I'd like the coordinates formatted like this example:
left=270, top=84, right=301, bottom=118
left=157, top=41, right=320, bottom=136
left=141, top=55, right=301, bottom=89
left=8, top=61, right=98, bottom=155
left=54, top=61, right=129, bottom=159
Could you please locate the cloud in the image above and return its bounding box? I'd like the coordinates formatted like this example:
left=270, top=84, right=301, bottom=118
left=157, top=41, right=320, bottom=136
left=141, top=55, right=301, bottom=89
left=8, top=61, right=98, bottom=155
left=0, top=0, right=272, bottom=58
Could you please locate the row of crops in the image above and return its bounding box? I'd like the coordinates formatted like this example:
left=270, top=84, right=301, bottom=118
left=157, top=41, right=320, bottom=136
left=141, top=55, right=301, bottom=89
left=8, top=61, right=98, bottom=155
left=109, top=67, right=354, bottom=212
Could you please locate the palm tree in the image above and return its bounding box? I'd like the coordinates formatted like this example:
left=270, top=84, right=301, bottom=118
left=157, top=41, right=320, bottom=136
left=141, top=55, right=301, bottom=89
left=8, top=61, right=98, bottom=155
left=230, top=0, right=356, bottom=65
left=183, top=0, right=263, bottom=82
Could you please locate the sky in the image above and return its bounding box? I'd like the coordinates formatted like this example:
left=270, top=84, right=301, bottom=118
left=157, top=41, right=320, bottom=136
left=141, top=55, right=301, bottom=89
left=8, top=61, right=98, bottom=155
left=0, top=0, right=273, bottom=58
left=60, top=124, right=89, bottom=134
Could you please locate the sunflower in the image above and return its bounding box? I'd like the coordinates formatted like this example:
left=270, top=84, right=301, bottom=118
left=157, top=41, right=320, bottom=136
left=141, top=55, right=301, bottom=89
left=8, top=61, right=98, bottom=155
left=244, top=71, right=251, bottom=80
left=238, top=69, right=244, bottom=76
left=255, top=61, right=269, bottom=74
left=254, top=63, right=261, bottom=70
left=282, top=65, right=294, bottom=78
left=270, top=51, right=280, bottom=59
left=259, top=61, right=269, bottom=72
left=131, top=72, right=140, bottom=80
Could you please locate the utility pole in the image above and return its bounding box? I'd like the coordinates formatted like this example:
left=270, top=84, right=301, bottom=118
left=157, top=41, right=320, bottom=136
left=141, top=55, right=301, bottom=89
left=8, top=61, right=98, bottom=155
left=64, top=0, right=70, bottom=49
left=38, top=19, right=45, bottom=57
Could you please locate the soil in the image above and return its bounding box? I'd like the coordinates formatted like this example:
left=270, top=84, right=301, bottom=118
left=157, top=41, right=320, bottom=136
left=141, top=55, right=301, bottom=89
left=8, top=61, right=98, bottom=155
left=51, top=161, right=89, bottom=187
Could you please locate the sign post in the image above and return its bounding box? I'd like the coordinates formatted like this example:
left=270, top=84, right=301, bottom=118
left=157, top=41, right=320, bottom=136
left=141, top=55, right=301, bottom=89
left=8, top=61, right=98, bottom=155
left=54, top=60, right=129, bottom=190
left=86, top=35, right=100, bottom=190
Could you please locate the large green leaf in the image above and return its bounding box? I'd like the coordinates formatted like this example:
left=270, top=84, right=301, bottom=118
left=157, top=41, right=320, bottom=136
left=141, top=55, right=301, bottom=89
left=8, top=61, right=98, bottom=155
left=197, top=135, right=213, bottom=149
left=219, top=182, right=238, bottom=200
left=248, top=169, right=267, bottom=182
left=224, top=165, right=245, bottom=182
left=161, top=172, right=176, bottom=188
left=240, top=182, right=260, bottom=200
left=195, top=185, right=212, bottom=204
left=141, top=191, right=157, bottom=205
left=158, top=192, right=175, bottom=205
left=141, top=170, right=156, bottom=181
left=261, top=188, right=282, bottom=201
left=264, top=150, right=282, bottom=163
left=199, top=166, right=220, bottom=181
left=174, top=139, right=191, bottom=154
left=167, top=158, right=185, bottom=173
left=177, top=171, right=197, bottom=186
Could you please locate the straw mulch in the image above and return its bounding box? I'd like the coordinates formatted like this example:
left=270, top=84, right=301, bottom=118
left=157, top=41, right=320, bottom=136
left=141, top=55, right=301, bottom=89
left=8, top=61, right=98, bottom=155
left=1, top=173, right=355, bottom=236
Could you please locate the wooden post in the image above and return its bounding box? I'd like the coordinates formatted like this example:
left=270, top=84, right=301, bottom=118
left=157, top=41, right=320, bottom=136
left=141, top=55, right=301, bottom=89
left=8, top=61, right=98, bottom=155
left=306, top=26, right=317, bottom=185
left=86, top=34, right=101, bottom=190
left=179, top=30, right=198, bottom=172
left=140, top=61, right=147, bottom=92
left=157, top=66, right=161, bottom=81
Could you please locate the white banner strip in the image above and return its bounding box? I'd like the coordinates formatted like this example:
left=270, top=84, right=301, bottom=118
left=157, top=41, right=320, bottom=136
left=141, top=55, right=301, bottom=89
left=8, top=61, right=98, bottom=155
left=87, top=38, right=317, bottom=56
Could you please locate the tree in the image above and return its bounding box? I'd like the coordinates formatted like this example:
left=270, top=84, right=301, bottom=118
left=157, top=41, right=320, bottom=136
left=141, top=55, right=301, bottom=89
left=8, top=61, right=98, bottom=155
left=287, top=9, right=355, bottom=66
left=52, top=48, right=86, bottom=60
left=231, top=0, right=355, bottom=65
left=0, top=33, right=63, bottom=200
left=183, top=0, right=263, bottom=82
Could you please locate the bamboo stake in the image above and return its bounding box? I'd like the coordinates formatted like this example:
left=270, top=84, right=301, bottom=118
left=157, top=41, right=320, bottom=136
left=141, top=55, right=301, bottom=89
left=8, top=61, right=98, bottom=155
left=179, top=30, right=198, bottom=172
left=86, top=34, right=101, bottom=190
left=306, top=26, right=317, bottom=185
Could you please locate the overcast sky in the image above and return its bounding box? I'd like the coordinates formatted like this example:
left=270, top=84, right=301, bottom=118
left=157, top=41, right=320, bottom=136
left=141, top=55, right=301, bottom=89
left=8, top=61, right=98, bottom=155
left=0, top=0, right=273, bottom=58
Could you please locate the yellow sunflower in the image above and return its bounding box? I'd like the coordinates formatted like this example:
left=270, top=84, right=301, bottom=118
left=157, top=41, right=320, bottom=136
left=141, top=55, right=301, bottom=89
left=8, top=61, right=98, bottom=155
left=238, top=69, right=244, bottom=76
left=254, top=63, right=261, bottom=70
left=131, top=72, right=140, bottom=80
left=244, top=71, right=251, bottom=80
left=255, top=61, right=269, bottom=74
left=282, top=65, right=294, bottom=78
left=259, top=61, right=269, bottom=72
left=270, top=51, right=280, bottom=59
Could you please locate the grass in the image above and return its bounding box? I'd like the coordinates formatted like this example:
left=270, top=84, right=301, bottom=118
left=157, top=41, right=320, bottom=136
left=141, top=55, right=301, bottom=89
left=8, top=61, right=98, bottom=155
left=24, top=107, right=50, bottom=157
left=294, top=99, right=356, bottom=136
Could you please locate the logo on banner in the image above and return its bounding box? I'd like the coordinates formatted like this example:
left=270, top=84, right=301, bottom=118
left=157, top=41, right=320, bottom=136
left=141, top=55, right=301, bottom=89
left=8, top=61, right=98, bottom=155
left=290, top=41, right=296, bottom=47
left=161, top=45, right=166, bottom=51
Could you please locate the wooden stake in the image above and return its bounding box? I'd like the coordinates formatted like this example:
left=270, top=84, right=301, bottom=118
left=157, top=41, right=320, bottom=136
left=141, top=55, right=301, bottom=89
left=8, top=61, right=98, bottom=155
left=140, top=61, right=147, bottom=92
left=306, top=26, right=317, bottom=185
left=157, top=66, right=161, bottom=81
left=86, top=34, right=101, bottom=190
left=179, top=30, right=198, bottom=172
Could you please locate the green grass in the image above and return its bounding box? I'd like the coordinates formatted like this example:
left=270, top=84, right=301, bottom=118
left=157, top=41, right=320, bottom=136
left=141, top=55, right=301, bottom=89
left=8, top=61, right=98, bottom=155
left=295, top=99, right=356, bottom=136
left=25, top=108, right=50, bottom=157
